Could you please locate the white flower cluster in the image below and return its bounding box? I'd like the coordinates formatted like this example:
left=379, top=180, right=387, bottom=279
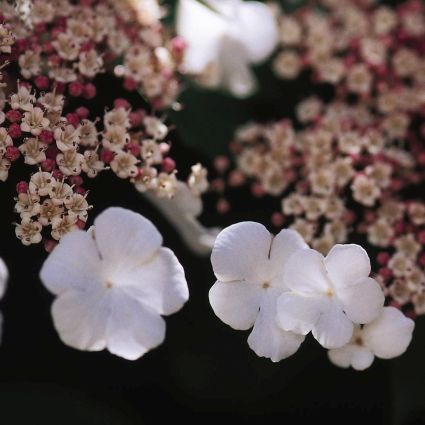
left=209, top=221, right=415, bottom=370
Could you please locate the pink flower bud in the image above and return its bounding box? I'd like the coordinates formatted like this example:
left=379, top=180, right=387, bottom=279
left=5, top=109, right=22, bottom=123
left=378, top=267, right=393, bottom=281
left=376, top=252, right=390, bottom=266
left=271, top=212, right=284, bottom=228
left=162, top=157, right=176, bottom=173
left=75, top=106, right=89, bottom=119
left=52, top=169, right=63, bottom=180
left=34, top=75, right=50, bottom=90
left=8, top=123, right=22, bottom=139
left=217, top=198, right=230, bottom=214
left=44, top=239, right=57, bottom=253
left=66, top=113, right=80, bottom=127
left=123, top=78, right=137, bottom=91
left=114, top=98, right=130, bottom=109
left=101, top=149, right=114, bottom=164
left=39, top=130, right=54, bottom=144
left=68, top=81, right=84, bottom=97
left=41, top=158, right=56, bottom=172
left=16, top=181, right=29, bottom=194
left=83, top=82, right=96, bottom=99
left=126, top=142, right=140, bottom=157
left=74, top=187, right=86, bottom=196
left=69, top=175, right=83, bottom=186
left=76, top=219, right=86, bottom=229
left=5, top=146, right=20, bottom=161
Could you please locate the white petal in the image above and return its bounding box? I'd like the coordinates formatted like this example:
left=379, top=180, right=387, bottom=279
left=94, top=207, right=162, bottom=266
left=338, top=277, right=385, bottom=324
left=313, top=303, right=354, bottom=349
left=219, top=36, right=257, bottom=97
left=0, top=257, right=8, bottom=299
left=325, top=244, right=371, bottom=288
left=247, top=291, right=304, bottom=362
left=233, top=1, right=279, bottom=63
left=351, top=346, right=375, bottom=371
left=269, top=228, right=308, bottom=285
left=211, top=221, right=272, bottom=282
left=209, top=280, right=263, bottom=330
left=362, top=307, right=415, bottom=359
left=176, top=0, right=227, bottom=72
left=40, top=230, right=102, bottom=295
left=51, top=288, right=108, bottom=352
left=328, top=345, right=354, bottom=369
left=276, top=292, right=324, bottom=335
left=106, top=292, right=166, bottom=360
left=283, top=249, right=329, bottom=294
left=117, top=247, right=189, bottom=316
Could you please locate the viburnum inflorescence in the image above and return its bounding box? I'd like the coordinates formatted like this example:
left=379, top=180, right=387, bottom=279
left=0, top=1, right=209, bottom=250
left=210, top=0, right=425, bottom=317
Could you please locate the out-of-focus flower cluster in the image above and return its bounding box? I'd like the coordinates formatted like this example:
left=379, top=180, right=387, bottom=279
left=2, top=0, right=183, bottom=108
left=211, top=0, right=425, bottom=317
left=0, top=2, right=209, bottom=250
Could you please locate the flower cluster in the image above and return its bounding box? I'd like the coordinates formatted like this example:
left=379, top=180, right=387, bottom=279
left=2, top=0, right=182, bottom=108
left=0, top=4, right=209, bottom=250
left=211, top=0, right=425, bottom=316
left=209, top=221, right=414, bottom=370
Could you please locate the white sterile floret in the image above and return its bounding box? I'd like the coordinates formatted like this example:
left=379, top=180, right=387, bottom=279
left=276, top=244, right=385, bottom=349
left=209, top=221, right=308, bottom=362
left=328, top=307, right=414, bottom=371
left=177, top=0, right=278, bottom=97
left=40, top=207, right=189, bottom=360
left=0, top=257, right=8, bottom=344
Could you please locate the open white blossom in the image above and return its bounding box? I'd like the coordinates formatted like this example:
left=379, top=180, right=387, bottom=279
left=276, top=245, right=385, bottom=349
left=209, top=222, right=307, bottom=362
left=0, top=257, right=8, bottom=344
left=40, top=207, right=189, bottom=360
left=328, top=307, right=414, bottom=370
left=177, top=0, right=278, bottom=97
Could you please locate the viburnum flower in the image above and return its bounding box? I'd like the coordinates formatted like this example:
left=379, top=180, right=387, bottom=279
left=328, top=307, right=415, bottom=371
left=0, top=257, right=8, bottom=344
left=39, top=207, right=189, bottom=360
left=176, top=0, right=278, bottom=97
left=276, top=245, right=385, bottom=349
left=209, top=221, right=307, bottom=362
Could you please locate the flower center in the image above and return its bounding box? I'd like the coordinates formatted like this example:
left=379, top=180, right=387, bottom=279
left=262, top=282, right=270, bottom=289
left=105, top=281, right=113, bottom=289
left=325, top=287, right=334, bottom=297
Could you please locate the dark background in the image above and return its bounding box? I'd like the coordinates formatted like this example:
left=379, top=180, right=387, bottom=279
left=0, top=0, right=424, bottom=424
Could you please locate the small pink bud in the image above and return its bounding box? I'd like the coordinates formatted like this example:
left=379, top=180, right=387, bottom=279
left=34, top=75, right=50, bottom=90
left=418, top=230, right=425, bottom=244
left=75, top=106, right=89, bottom=119
left=378, top=267, right=393, bottom=281
left=45, top=146, right=59, bottom=159
left=228, top=170, right=245, bottom=187
left=419, top=252, right=425, bottom=266
left=5, top=146, right=20, bottom=161
left=101, top=149, right=114, bottom=164
left=162, top=157, right=176, bottom=173
left=377, top=252, right=390, bottom=266
left=68, top=81, right=84, bottom=97
left=66, top=113, right=80, bottom=127
left=214, top=156, right=230, bottom=174
left=52, top=169, right=63, bottom=180
left=129, top=111, right=144, bottom=127
left=39, top=130, right=54, bottom=144
left=74, top=186, right=86, bottom=196
left=16, top=181, right=29, bottom=194
left=123, top=77, right=137, bottom=91
left=217, top=198, right=230, bottom=214
left=44, top=239, right=57, bottom=253
left=114, top=98, right=130, bottom=109
left=5, top=109, right=22, bottom=123
left=8, top=123, right=22, bottom=139
left=126, top=142, right=140, bottom=157
left=76, top=219, right=86, bottom=229
left=271, top=212, right=284, bottom=228
left=41, top=159, right=56, bottom=172
left=69, top=175, right=83, bottom=186
left=83, top=82, right=96, bottom=99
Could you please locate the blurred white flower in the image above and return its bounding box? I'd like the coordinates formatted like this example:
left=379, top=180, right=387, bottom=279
left=40, top=207, right=189, bottom=360
left=276, top=244, right=385, bottom=349
left=328, top=307, right=414, bottom=371
left=177, top=0, right=278, bottom=97
left=143, top=181, right=219, bottom=256
left=0, top=257, right=8, bottom=344
left=209, top=222, right=307, bottom=362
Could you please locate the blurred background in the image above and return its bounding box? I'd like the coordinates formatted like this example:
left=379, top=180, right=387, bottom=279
left=0, top=0, right=424, bottom=424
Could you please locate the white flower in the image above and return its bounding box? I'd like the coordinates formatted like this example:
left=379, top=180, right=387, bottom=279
left=40, top=207, right=189, bottom=360
left=0, top=257, right=8, bottom=344
left=276, top=244, right=385, bottom=349
left=177, top=0, right=278, bottom=97
left=328, top=307, right=414, bottom=371
left=209, top=221, right=307, bottom=362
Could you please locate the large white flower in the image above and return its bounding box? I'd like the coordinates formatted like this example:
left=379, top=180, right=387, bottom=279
left=209, top=221, right=308, bottom=362
left=177, top=0, right=278, bottom=97
left=40, top=207, right=189, bottom=360
left=328, top=307, right=415, bottom=371
left=276, top=244, right=385, bottom=349
left=0, top=257, right=8, bottom=344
